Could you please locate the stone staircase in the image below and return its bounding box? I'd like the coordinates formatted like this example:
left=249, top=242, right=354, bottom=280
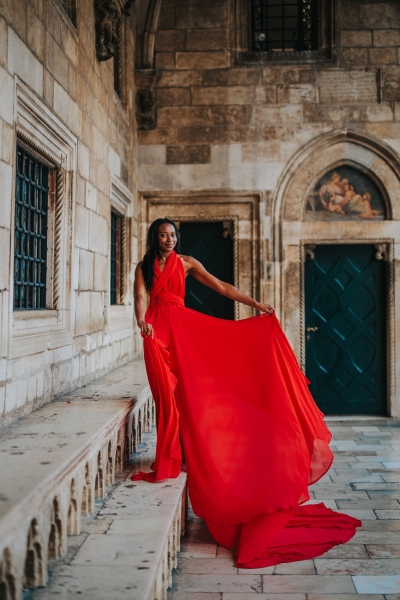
left=0, top=360, right=187, bottom=600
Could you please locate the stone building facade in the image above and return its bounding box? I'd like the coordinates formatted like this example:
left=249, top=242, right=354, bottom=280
left=0, top=0, right=139, bottom=427
left=1, top=0, right=400, bottom=426
left=137, top=0, right=400, bottom=417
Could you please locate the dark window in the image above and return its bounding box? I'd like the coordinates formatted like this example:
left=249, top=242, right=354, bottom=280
left=110, top=210, right=124, bottom=305
left=58, top=0, right=77, bottom=25
left=251, top=0, right=318, bottom=52
left=14, top=147, right=49, bottom=310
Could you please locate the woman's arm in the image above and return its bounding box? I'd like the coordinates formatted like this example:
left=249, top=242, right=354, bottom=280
left=182, top=256, right=274, bottom=314
left=133, top=262, right=154, bottom=337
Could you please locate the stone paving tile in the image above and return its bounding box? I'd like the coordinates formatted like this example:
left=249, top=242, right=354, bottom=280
left=353, top=575, right=400, bottom=593
left=169, top=420, right=400, bottom=599
left=315, top=558, right=400, bottom=575
left=178, top=558, right=237, bottom=574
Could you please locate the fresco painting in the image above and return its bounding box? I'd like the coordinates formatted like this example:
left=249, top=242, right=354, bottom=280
left=305, top=166, right=386, bottom=221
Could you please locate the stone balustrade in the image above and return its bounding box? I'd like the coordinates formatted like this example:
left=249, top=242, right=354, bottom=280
left=0, top=359, right=186, bottom=600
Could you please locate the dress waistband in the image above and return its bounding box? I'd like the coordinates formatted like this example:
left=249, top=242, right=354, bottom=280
left=149, top=292, right=184, bottom=307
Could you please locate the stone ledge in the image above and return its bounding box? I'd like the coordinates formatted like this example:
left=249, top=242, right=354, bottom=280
left=0, top=359, right=159, bottom=599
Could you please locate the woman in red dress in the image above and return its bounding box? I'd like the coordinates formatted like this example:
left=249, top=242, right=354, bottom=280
left=133, top=218, right=361, bottom=569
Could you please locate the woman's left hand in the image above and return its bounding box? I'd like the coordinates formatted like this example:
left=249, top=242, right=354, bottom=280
left=255, top=302, right=275, bottom=315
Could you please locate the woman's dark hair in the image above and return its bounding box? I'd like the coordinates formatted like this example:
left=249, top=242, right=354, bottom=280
left=141, top=218, right=181, bottom=291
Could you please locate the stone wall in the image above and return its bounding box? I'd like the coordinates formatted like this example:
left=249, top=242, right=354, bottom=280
left=137, top=0, right=400, bottom=416
left=0, top=0, right=139, bottom=426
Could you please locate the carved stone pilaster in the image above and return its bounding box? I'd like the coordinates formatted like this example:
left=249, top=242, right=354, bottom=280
left=135, top=69, right=159, bottom=130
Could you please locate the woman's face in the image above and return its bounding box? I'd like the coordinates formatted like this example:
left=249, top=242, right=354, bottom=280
left=157, top=223, right=177, bottom=253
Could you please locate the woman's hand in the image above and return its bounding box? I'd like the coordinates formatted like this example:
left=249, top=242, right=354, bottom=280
left=137, top=320, right=154, bottom=337
left=254, top=302, right=275, bottom=315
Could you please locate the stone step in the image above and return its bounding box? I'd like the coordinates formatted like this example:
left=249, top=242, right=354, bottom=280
left=26, top=430, right=187, bottom=600
left=0, top=359, right=187, bottom=600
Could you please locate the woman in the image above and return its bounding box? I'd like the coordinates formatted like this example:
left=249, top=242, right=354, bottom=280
left=133, top=218, right=361, bottom=569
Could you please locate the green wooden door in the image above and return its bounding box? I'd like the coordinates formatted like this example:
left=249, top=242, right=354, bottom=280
left=179, top=222, right=234, bottom=319
left=305, top=244, right=387, bottom=415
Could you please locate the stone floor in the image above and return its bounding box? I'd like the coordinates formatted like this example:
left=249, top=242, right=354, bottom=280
left=168, top=418, right=400, bottom=600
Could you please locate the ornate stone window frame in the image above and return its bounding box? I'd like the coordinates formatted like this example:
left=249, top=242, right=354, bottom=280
left=9, top=79, right=77, bottom=359
left=108, top=174, right=133, bottom=332
left=234, top=0, right=337, bottom=65
left=140, top=191, right=264, bottom=321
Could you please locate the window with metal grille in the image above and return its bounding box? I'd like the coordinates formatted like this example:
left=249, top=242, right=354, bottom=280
left=251, top=0, right=318, bottom=52
left=58, top=0, right=77, bottom=25
left=110, top=210, right=125, bottom=305
left=14, top=147, right=49, bottom=310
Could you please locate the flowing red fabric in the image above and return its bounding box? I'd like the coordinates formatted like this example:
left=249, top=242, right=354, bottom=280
left=133, top=251, right=361, bottom=567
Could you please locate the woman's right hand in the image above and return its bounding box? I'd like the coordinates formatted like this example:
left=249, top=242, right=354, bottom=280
left=137, top=320, right=154, bottom=337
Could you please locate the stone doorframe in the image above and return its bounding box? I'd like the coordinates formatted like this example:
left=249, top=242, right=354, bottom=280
left=271, top=128, right=400, bottom=417
left=140, top=191, right=264, bottom=320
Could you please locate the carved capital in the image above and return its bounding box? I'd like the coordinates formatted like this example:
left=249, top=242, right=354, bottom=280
left=94, top=0, right=130, bottom=61
left=135, top=69, right=159, bottom=130
left=375, top=243, right=389, bottom=261
left=304, top=244, right=316, bottom=261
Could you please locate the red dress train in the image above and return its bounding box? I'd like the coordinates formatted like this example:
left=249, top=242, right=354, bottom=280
left=133, top=251, right=361, bottom=568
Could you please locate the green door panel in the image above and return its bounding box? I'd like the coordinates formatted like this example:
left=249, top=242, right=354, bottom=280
left=305, top=244, right=387, bottom=415
left=179, top=222, right=234, bottom=320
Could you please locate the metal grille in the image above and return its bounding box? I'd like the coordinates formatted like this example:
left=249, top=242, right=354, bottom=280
left=58, top=0, right=77, bottom=25
left=14, top=147, right=49, bottom=310
left=251, top=0, right=318, bottom=52
left=110, top=211, right=122, bottom=305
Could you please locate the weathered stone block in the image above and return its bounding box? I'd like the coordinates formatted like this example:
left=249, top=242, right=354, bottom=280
left=192, top=86, right=255, bottom=105
left=359, top=4, right=400, bottom=29
left=338, top=3, right=359, bottom=29
left=186, top=29, right=230, bottom=51
left=318, top=70, right=378, bottom=104
left=138, top=145, right=167, bottom=165
left=373, top=29, right=400, bottom=47
left=369, top=47, right=397, bottom=64
left=90, top=213, right=109, bottom=255
left=8, top=27, right=43, bottom=96
left=155, top=52, right=175, bottom=70
left=78, top=249, right=94, bottom=291
left=166, top=145, right=211, bottom=164
left=94, top=253, right=109, bottom=292
left=175, top=51, right=230, bottom=70
left=340, top=47, right=369, bottom=66
left=176, top=6, right=229, bottom=29
left=158, top=70, right=203, bottom=88
left=27, top=5, right=46, bottom=63
left=341, top=30, right=372, bottom=47
left=283, top=68, right=314, bottom=85
left=139, top=128, right=177, bottom=145
left=204, top=67, right=261, bottom=87
left=255, top=86, right=277, bottom=104
left=1, top=121, right=13, bottom=165
left=278, top=85, right=315, bottom=104
left=158, top=105, right=252, bottom=127
left=158, top=87, right=191, bottom=107
left=155, top=29, right=186, bottom=52
left=303, top=103, right=393, bottom=124
left=75, top=204, right=90, bottom=250
left=176, top=125, right=230, bottom=144
left=262, top=66, right=283, bottom=85
left=253, top=105, right=303, bottom=125
left=383, top=83, right=400, bottom=102
left=158, top=6, right=176, bottom=30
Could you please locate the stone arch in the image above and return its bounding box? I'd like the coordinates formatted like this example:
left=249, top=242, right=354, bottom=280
left=272, top=128, right=400, bottom=227
left=67, top=479, right=79, bottom=536
left=48, top=497, right=64, bottom=559
left=116, top=429, right=123, bottom=472
left=0, top=549, right=17, bottom=600
left=81, top=463, right=93, bottom=516
left=95, top=451, right=104, bottom=500
left=106, top=440, right=114, bottom=487
left=23, top=518, right=45, bottom=589
left=136, top=0, right=163, bottom=69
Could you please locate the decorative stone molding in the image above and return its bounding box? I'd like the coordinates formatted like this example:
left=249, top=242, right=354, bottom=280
left=94, top=0, right=124, bottom=61
left=375, top=243, right=389, bottom=261
left=135, top=69, right=159, bottom=130
left=11, top=79, right=77, bottom=358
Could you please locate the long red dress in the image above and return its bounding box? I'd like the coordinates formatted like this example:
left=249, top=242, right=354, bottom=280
left=134, top=251, right=361, bottom=568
